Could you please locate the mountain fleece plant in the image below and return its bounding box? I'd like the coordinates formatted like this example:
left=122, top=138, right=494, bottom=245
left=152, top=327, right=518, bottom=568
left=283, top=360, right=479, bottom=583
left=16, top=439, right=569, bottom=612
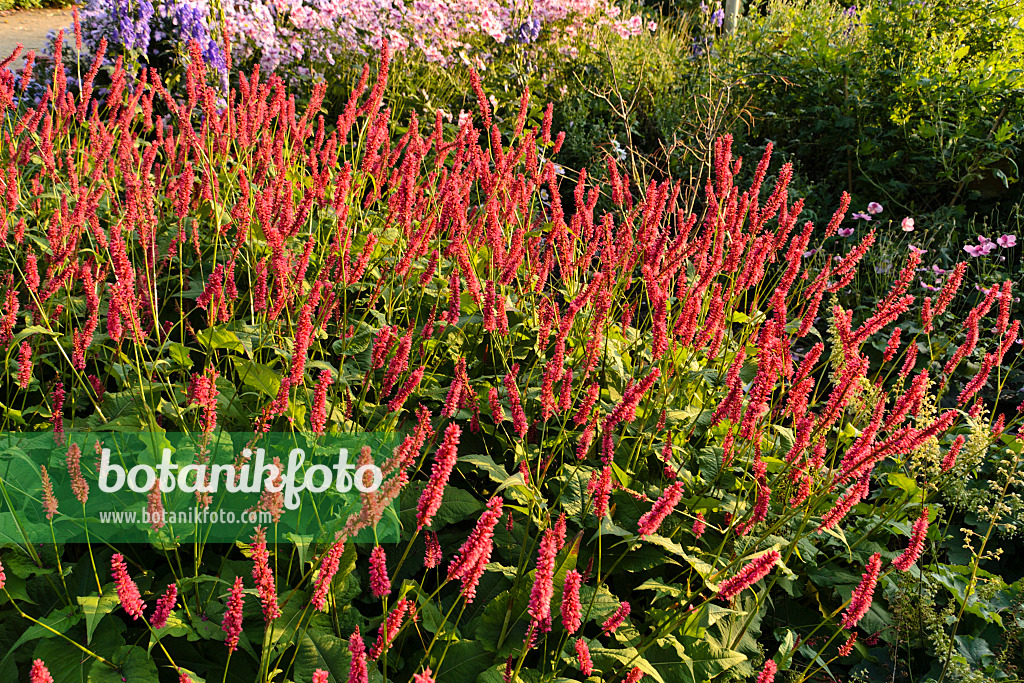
left=0, top=33, right=1022, bottom=683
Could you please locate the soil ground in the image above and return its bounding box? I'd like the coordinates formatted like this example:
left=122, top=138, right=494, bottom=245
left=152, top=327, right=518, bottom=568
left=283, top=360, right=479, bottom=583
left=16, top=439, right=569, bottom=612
left=0, top=8, right=73, bottom=67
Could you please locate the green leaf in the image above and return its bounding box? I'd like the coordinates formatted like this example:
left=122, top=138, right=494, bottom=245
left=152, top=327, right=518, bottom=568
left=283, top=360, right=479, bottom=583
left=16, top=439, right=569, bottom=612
left=88, top=646, right=160, bottom=683
left=677, top=636, right=747, bottom=683
left=589, top=646, right=666, bottom=683
left=431, top=640, right=492, bottom=682
left=400, top=483, right=483, bottom=532
left=77, top=586, right=120, bottom=644
left=459, top=454, right=510, bottom=485
left=295, top=631, right=350, bottom=683
left=230, top=358, right=282, bottom=397
left=33, top=637, right=91, bottom=683
left=196, top=325, right=245, bottom=353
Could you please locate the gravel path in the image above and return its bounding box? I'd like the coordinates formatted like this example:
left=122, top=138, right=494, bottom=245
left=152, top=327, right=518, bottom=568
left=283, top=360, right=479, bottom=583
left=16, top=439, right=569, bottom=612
left=0, top=8, right=73, bottom=67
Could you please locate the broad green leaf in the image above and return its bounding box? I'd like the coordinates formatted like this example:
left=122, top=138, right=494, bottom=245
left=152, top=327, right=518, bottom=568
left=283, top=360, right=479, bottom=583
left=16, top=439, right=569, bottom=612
left=459, top=454, right=510, bottom=485
left=196, top=325, right=245, bottom=353
left=77, top=586, right=119, bottom=643
left=589, top=646, right=666, bottom=683
left=430, top=639, right=492, bottom=682
left=230, top=358, right=282, bottom=397
left=294, top=631, right=350, bottom=683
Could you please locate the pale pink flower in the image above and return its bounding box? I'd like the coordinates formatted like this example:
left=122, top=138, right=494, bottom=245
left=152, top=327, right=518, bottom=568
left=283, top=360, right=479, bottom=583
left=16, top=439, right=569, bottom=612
left=66, top=443, right=88, bottom=505
left=40, top=466, right=58, bottom=520
left=998, top=234, right=1017, bottom=248
left=901, top=217, right=915, bottom=231
left=867, top=202, right=883, bottom=215
left=851, top=212, right=872, bottom=221
left=147, top=481, right=164, bottom=531
left=838, top=227, right=854, bottom=237
left=908, top=245, right=926, bottom=255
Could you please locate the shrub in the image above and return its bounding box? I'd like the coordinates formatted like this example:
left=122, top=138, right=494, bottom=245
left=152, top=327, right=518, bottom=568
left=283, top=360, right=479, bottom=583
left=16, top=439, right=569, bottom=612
left=1, top=39, right=1023, bottom=683
left=721, top=0, right=1024, bottom=225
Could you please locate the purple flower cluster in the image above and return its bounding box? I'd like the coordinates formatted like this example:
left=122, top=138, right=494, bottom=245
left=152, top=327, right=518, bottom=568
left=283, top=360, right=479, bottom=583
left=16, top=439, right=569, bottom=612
left=61, top=0, right=226, bottom=75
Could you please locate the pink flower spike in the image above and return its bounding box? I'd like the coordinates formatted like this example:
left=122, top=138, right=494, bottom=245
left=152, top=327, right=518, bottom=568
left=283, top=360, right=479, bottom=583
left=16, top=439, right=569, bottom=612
left=348, top=626, right=368, bottom=683
left=601, top=601, right=630, bottom=634
left=892, top=507, right=929, bottom=571
left=412, top=669, right=436, bottom=683
left=908, top=245, right=926, bottom=255
left=150, top=583, right=177, bottom=629
left=901, top=217, right=915, bottom=231
left=625, top=667, right=645, bottom=683
left=111, top=553, right=145, bottom=620
left=717, top=551, right=780, bottom=600
left=867, top=202, right=883, bottom=215
left=416, top=424, right=461, bottom=530
left=561, top=570, right=583, bottom=634
left=369, top=546, right=391, bottom=598
left=30, top=659, right=54, bottom=683
left=251, top=526, right=280, bottom=621
left=637, top=481, right=685, bottom=537
left=311, top=541, right=346, bottom=611
left=840, top=552, right=882, bottom=629
left=575, top=638, right=593, bottom=675
left=997, top=234, right=1017, bottom=248
left=527, top=528, right=559, bottom=632
left=755, top=660, right=778, bottom=683
left=312, top=670, right=329, bottom=683
left=40, top=465, right=58, bottom=519
left=447, top=497, right=503, bottom=603
left=222, top=577, right=245, bottom=653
